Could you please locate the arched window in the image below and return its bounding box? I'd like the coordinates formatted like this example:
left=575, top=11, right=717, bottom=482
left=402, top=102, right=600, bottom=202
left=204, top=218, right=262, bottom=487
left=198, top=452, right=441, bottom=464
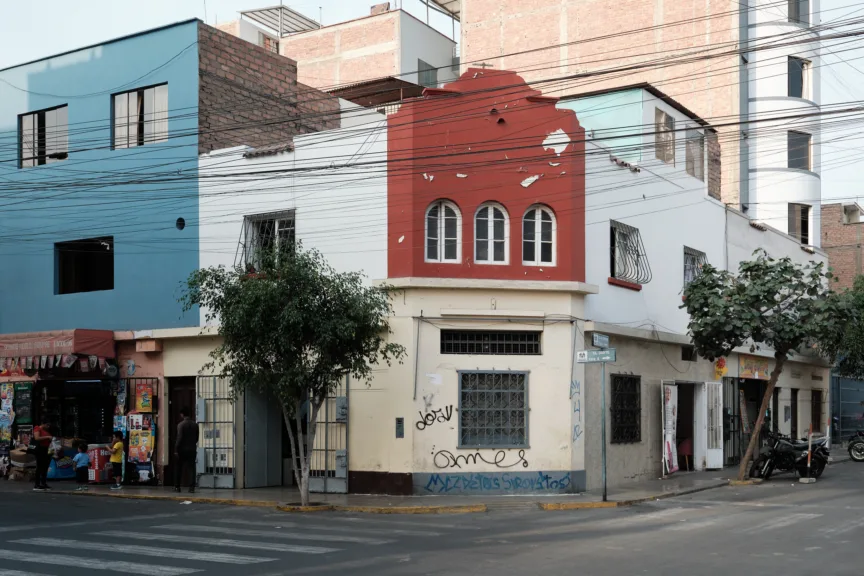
left=425, top=200, right=461, bottom=263
left=522, top=205, right=556, bottom=266
left=474, top=203, right=509, bottom=264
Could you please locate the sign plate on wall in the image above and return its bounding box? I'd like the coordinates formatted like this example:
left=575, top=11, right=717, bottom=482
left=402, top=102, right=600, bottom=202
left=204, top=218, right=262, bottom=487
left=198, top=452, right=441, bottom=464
left=577, top=349, right=617, bottom=363
left=592, top=333, right=610, bottom=348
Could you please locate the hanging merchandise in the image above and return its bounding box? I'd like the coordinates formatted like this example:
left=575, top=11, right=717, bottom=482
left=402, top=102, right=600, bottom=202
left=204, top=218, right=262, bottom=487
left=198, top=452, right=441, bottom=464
left=115, top=381, right=127, bottom=416
left=61, top=355, right=76, bottom=369
left=46, top=355, right=53, bottom=369
left=0, top=382, right=13, bottom=414
left=54, top=354, right=61, bottom=367
left=135, top=380, right=154, bottom=413
left=13, top=382, right=32, bottom=424
left=40, top=356, right=47, bottom=369
left=0, top=412, right=12, bottom=444
left=128, top=414, right=155, bottom=482
left=99, top=358, right=106, bottom=373
left=113, top=415, right=127, bottom=437
left=15, top=425, right=32, bottom=450
left=79, top=358, right=89, bottom=372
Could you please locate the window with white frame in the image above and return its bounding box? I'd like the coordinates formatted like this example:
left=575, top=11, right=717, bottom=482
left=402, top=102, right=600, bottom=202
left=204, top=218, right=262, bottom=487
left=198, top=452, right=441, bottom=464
left=655, top=108, right=675, bottom=165
left=113, top=84, right=168, bottom=149
left=19, top=105, right=68, bottom=168
left=683, top=246, right=707, bottom=287
left=475, top=203, right=508, bottom=264
left=685, top=129, right=705, bottom=181
left=610, top=220, right=652, bottom=284
left=425, top=201, right=461, bottom=262
left=788, top=56, right=810, bottom=99
left=522, top=205, right=555, bottom=266
left=241, top=210, right=295, bottom=268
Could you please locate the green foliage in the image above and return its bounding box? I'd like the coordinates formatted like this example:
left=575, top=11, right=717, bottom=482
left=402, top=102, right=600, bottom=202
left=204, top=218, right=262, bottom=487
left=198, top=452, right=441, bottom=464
left=180, top=247, right=406, bottom=414
left=681, top=249, right=843, bottom=362
left=819, top=275, right=864, bottom=380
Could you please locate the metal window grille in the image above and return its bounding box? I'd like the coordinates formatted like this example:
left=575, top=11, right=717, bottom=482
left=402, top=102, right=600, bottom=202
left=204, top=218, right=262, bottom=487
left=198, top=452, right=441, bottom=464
left=610, top=220, right=652, bottom=284
left=611, top=374, right=641, bottom=444
left=236, top=211, right=295, bottom=268
left=441, top=330, right=541, bottom=355
left=683, top=246, right=707, bottom=286
left=655, top=108, right=675, bottom=164
left=459, top=371, right=527, bottom=448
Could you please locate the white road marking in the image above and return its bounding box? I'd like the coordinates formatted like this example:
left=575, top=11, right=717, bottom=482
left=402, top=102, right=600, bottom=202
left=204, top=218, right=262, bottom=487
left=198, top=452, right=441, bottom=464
left=214, top=519, right=441, bottom=537
left=741, top=513, right=822, bottom=534
left=819, top=517, right=864, bottom=535
left=603, top=507, right=688, bottom=526
left=0, top=549, right=199, bottom=575
left=665, top=519, right=721, bottom=532
left=154, top=524, right=391, bottom=545
left=95, top=532, right=338, bottom=554
left=264, top=515, right=482, bottom=530
left=12, top=538, right=276, bottom=565
left=0, top=513, right=182, bottom=533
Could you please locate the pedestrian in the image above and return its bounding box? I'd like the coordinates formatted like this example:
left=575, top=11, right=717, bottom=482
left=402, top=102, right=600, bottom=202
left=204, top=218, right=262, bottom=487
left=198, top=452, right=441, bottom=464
left=108, top=431, right=124, bottom=490
left=174, top=407, right=199, bottom=493
left=32, top=419, right=52, bottom=491
left=72, top=442, right=90, bottom=491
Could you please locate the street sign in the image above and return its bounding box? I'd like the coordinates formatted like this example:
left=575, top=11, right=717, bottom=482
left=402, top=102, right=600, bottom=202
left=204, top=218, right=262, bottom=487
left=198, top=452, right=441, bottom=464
left=577, top=349, right=617, bottom=363
left=592, top=333, right=610, bottom=348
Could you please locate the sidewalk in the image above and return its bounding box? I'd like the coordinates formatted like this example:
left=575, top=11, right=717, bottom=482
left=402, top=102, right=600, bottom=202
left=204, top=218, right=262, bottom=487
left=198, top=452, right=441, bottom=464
left=0, top=470, right=735, bottom=513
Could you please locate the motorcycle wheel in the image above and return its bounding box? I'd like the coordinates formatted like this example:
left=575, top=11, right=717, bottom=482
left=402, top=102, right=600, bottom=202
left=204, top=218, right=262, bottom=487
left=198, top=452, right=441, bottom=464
left=849, top=440, right=864, bottom=462
left=812, top=460, right=826, bottom=479
left=750, top=457, right=773, bottom=480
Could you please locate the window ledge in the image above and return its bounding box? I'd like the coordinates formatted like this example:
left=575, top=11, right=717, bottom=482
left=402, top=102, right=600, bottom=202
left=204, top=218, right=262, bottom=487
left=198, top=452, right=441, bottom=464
left=608, top=277, right=642, bottom=291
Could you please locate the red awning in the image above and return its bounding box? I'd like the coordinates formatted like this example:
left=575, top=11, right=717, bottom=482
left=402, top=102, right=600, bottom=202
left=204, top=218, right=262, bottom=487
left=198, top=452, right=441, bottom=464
left=0, top=329, right=115, bottom=359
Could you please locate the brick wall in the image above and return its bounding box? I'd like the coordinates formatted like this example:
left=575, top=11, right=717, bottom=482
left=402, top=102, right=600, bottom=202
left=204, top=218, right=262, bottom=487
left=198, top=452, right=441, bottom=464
left=197, top=22, right=340, bottom=154
left=822, top=203, right=864, bottom=290
left=461, top=0, right=741, bottom=207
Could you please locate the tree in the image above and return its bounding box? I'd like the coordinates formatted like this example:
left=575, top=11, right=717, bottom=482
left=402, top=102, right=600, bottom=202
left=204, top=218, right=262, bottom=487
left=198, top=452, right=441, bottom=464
left=181, top=247, right=406, bottom=505
left=682, top=250, right=845, bottom=481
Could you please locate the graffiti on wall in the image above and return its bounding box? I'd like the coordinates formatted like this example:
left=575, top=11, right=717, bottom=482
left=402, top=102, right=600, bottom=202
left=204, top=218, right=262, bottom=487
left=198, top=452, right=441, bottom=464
left=571, top=379, right=583, bottom=441
left=416, top=405, right=454, bottom=431
left=422, top=471, right=572, bottom=494
left=433, top=449, right=528, bottom=469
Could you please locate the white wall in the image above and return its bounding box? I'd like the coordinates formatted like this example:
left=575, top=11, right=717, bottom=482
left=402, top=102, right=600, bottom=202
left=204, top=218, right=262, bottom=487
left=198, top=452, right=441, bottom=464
left=576, top=91, right=725, bottom=335
left=399, top=11, right=457, bottom=86
left=235, top=18, right=275, bottom=45
left=726, top=208, right=827, bottom=269
left=198, top=103, right=388, bottom=325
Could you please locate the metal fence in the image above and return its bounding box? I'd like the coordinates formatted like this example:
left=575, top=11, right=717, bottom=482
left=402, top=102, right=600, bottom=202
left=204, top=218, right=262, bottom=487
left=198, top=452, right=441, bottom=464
left=309, top=376, right=348, bottom=493
left=195, top=376, right=235, bottom=489
left=831, top=375, right=864, bottom=444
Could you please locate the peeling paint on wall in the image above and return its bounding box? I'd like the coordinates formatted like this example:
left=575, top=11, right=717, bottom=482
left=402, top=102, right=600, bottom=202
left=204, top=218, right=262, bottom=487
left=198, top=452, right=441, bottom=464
left=542, top=129, right=571, bottom=155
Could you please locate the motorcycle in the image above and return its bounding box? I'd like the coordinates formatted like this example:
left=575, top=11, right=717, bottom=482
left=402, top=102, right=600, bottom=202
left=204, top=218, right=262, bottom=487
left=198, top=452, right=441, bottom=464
left=749, top=430, right=829, bottom=480
left=848, top=430, right=864, bottom=462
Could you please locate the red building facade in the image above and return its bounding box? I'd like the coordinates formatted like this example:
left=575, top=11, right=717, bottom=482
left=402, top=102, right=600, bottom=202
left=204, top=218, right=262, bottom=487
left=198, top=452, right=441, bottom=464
left=387, top=69, right=586, bottom=282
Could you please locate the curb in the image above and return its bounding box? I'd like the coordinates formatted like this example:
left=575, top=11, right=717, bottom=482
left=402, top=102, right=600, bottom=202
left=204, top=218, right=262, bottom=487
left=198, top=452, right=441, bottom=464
left=729, top=479, right=763, bottom=486
left=539, top=481, right=732, bottom=510
left=539, top=501, right=620, bottom=510
left=330, top=504, right=487, bottom=515
left=53, top=490, right=276, bottom=507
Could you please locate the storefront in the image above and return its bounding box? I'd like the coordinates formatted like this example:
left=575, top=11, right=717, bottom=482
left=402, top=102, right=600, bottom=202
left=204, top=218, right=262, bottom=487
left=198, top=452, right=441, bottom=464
left=0, top=329, right=160, bottom=485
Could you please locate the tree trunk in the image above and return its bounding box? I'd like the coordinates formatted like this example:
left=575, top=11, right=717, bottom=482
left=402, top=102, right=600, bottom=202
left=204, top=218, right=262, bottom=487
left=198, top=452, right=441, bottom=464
left=736, top=352, right=787, bottom=481
left=282, top=402, right=304, bottom=504
left=283, top=398, right=323, bottom=507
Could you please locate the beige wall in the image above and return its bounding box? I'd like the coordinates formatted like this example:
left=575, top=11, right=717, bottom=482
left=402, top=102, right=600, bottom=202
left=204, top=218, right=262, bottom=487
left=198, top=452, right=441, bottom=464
left=353, top=284, right=590, bottom=493
left=162, top=336, right=222, bottom=378
left=460, top=0, right=742, bottom=206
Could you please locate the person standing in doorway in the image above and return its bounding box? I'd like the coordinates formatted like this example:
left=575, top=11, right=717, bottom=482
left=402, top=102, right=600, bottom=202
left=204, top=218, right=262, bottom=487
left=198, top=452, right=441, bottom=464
left=32, top=419, right=52, bottom=491
left=174, top=408, right=199, bottom=493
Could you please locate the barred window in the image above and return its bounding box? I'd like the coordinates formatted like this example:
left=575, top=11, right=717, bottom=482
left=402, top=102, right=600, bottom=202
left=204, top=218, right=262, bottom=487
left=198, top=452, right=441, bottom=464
left=610, top=220, right=652, bottom=284
left=683, top=246, right=707, bottom=286
left=459, top=371, right=527, bottom=448
left=611, top=374, right=641, bottom=444
left=239, top=210, right=295, bottom=268
left=441, top=330, right=541, bottom=355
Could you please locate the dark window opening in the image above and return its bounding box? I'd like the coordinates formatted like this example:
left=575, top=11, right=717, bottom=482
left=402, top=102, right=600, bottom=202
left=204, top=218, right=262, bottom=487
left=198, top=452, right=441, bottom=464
left=418, top=59, right=438, bottom=87
left=789, top=0, right=810, bottom=25
left=811, top=389, right=822, bottom=433
left=55, top=237, right=114, bottom=295
left=611, top=374, right=641, bottom=444
left=441, top=330, right=541, bottom=355
left=681, top=346, right=697, bottom=362
left=788, top=203, right=810, bottom=244
left=788, top=57, right=807, bottom=98
left=788, top=131, right=811, bottom=171
left=19, top=105, right=68, bottom=168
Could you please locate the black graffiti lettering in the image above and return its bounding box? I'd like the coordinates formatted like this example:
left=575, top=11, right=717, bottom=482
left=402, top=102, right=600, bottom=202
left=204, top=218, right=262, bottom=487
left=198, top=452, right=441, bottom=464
left=415, top=405, right=454, bottom=430
left=433, top=449, right=529, bottom=469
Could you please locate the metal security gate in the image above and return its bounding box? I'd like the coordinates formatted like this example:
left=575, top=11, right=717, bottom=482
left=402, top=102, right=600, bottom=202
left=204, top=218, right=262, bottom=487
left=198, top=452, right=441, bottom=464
left=723, top=377, right=740, bottom=466
left=195, top=376, right=235, bottom=488
left=244, top=389, right=282, bottom=488
left=309, top=376, right=348, bottom=493
left=705, top=381, right=724, bottom=469
left=832, top=375, right=864, bottom=444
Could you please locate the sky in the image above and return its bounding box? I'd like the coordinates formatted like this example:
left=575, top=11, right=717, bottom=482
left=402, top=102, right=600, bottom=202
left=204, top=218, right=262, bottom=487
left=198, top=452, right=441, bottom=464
left=0, top=0, right=859, bottom=203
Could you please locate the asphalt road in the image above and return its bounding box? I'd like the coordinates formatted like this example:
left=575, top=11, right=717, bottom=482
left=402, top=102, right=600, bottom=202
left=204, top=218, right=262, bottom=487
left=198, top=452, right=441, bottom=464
left=1, top=462, right=863, bottom=575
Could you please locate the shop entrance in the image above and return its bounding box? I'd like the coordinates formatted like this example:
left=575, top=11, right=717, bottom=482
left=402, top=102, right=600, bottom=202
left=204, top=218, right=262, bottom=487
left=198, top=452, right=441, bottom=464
left=167, top=377, right=196, bottom=484
left=664, top=380, right=723, bottom=474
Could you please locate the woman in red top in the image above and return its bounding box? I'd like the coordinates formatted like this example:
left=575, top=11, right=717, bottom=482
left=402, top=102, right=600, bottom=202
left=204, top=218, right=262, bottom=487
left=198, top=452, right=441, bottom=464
left=32, top=419, right=52, bottom=491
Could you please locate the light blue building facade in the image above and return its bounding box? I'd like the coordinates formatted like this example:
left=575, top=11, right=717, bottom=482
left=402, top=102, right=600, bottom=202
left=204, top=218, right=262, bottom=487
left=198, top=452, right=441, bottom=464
left=0, top=20, right=200, bottom=332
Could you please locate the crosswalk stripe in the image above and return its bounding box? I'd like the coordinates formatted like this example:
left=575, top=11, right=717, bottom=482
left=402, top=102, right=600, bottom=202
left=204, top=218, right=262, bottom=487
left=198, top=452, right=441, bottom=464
left=214, top=519, right=441, bottom=537
left=264, top=515, right=482, bottom=530
left=819, top=517, right=864, bottom=535
left=0, top=549, right=199, bottom=576
left=0, top=514, right=182, bottom=534
left=153, top=524, right=392, bottom=545
left=0, top=570, right=51, bottom=576
left=12, top=538, right=276, bottom=565
left=741, top=513, right=822, bottom=534
left=94, top=532, right=338, bottom=555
